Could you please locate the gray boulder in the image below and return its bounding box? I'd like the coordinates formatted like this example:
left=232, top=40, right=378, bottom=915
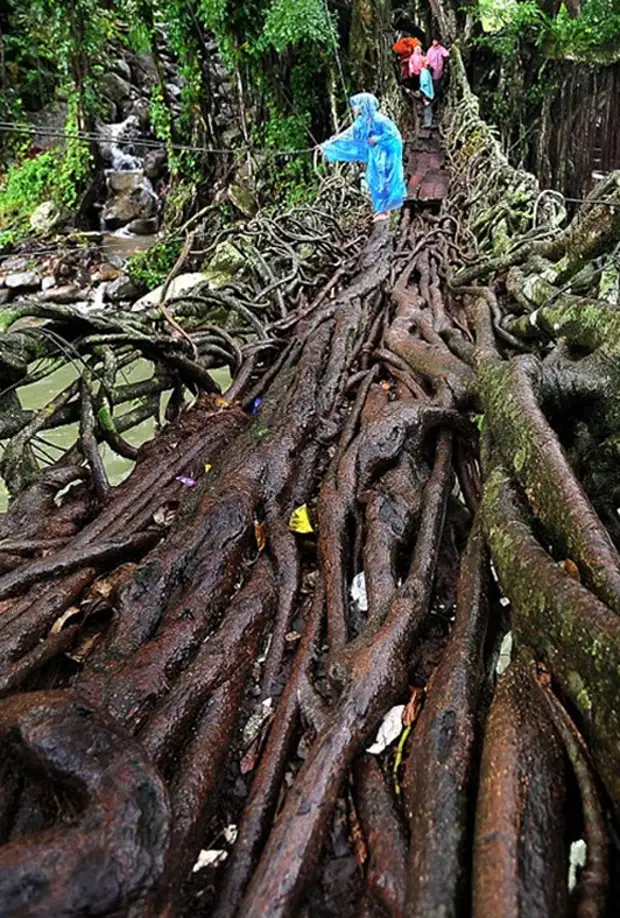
left=112, top=58, right=133, bottom=82
left=165, top=82, right=182, bottom=101
left=228, top=181, right=258, bottom=218
left=106, top=274, right=139, bottom=302
left=30, top=201, right=68, bottom=234
left=103, top=186, right=157, bottom=230
left=126, top=217, right=158, bottom=235
left=143, top=148, right=167, bottom=180
left=131, top=53, right=159, bottom=88
left=0, top=289, right=11, bottom=305
left=5, top=272, right=41, bottom=291
left=119, top=97, right=150, bottom=127
left=40, top=285, right=82, bottom=304
left=106, top=171, right=144, bottom=194
left=101, top=71, right=132, bottom=103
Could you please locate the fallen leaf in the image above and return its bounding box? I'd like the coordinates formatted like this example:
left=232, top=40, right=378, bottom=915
left=366, top=704, right=405, bottom=755
left=562, top=559, right=580, bottom=582
left=380, top=381, right=391, bottom=391
left=254, top=519, right=266, bottom=552
left=51, top=607, right=81, bottom=634
left=240, top=738, right=262, bottom=774
left=403, top=686, right=425, bottom=726
left=215, top=397, right=231, bottom=409
left=67, top=632, right=100, bottom=664
left=242, top=697, right=273, bottom=747
left=289, top=504, right=313, bottom=534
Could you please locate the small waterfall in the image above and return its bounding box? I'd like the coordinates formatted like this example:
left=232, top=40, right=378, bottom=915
left=98, top=116, right=160, bottom=235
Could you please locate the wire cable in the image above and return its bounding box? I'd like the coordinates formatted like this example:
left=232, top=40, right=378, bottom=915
left=0, top=120, right=315, bottom=158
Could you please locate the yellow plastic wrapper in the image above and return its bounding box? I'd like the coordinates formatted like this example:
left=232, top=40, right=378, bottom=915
left=289, top=504, right=313, bottom=534
left=204, top=463, right=212, bottom=473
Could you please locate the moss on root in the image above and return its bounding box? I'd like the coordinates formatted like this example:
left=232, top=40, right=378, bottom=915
left=480, top=460, right=620, bottom=815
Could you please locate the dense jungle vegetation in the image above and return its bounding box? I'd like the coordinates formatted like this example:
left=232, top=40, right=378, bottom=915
left=1, top=0, right=618, bottom=249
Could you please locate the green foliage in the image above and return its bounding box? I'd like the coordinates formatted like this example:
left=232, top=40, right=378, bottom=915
left=149, top=86, right=174, bottom=148
left=0, top=102, right=91, bottom=245
left=256, top=109, right=317, bottom=205
left=1, top=0, right=343, bottom=234
left=258, top=0, right=332, bottom=54
left=3, top=0, right=119, bottom=116
left=475, top=0, right=549, bottom=57
left=475, top=0, right=620, bottom=57
left=547, top=1, right=620, bottom=55
left=126, top=237, right=183, bottom=289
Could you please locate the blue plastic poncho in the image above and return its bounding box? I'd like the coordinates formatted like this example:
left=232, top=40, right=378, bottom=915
left=320, top=93, right=406, bottom=214
left=420, top=68, right=435, bottom=101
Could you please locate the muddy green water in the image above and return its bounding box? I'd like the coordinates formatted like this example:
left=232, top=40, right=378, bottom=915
left=0, top=361, right=231, bottom=513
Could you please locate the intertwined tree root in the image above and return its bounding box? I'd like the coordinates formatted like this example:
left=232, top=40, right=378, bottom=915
left=1, top=70, right=620, bottom=918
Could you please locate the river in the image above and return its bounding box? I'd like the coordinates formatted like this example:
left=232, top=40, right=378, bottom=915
left=0, top=361, right=231, bottom=512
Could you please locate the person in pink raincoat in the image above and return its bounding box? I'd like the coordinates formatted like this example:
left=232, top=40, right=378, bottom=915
left=426, top=38, right=450, bottom=96
left=407, top=45, right=425, bottom=91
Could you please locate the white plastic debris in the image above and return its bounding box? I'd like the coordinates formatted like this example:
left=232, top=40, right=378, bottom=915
left=223, top=824, right=238, bottom=845
left=496, top=631, right=513, bottom=676
left=366, top=704, right=405, bottom=755
left=192, top=849, right=228, bottom=872
left=351, top=571, right=368, bottom=612
left=499, top=596, right=510, bottom=607
left=568, top=839, right=587, bottom=891
left=257, top=633, right=272, bottom=664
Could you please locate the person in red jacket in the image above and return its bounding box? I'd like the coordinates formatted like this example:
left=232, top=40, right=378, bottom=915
left=426, top=38, right=450, bottom=96
left=392, top=36, right=421, bottom=87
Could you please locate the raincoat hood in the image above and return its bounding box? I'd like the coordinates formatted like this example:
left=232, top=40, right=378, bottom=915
left=350, top=93, right=379, bottom=122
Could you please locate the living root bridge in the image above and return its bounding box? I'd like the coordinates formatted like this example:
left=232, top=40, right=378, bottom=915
left=1, top=70, right=620, bottom=918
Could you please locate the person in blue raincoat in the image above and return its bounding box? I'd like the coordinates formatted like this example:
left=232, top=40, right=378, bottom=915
left=419, top=58, right=435, bottom=128
left=320, top=93, right=406, bottom=221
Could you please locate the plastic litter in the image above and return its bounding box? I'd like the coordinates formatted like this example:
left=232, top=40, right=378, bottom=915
left=289, top=504, right=313, bottom=534
left=568, top=839, right=587, bottom=891
left=192, top=849, right=227, bottom=871
left=367, top=704, right=406, bottom=755
left=496, top=631, right=513, bottom=675
left=176, top=475, right=196, bottom=487
left=223, top=824, right=238, bottom=845
left=252, top=397, right=263, bottom=415
left=321, top=93, right=406, bottom=215
left=204, top=463, right=212, bottom=473
left=350, top=571, right=368, bottom=612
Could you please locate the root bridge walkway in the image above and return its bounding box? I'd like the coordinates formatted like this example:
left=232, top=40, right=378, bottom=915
left=0, top=97, right=618, bottom=918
